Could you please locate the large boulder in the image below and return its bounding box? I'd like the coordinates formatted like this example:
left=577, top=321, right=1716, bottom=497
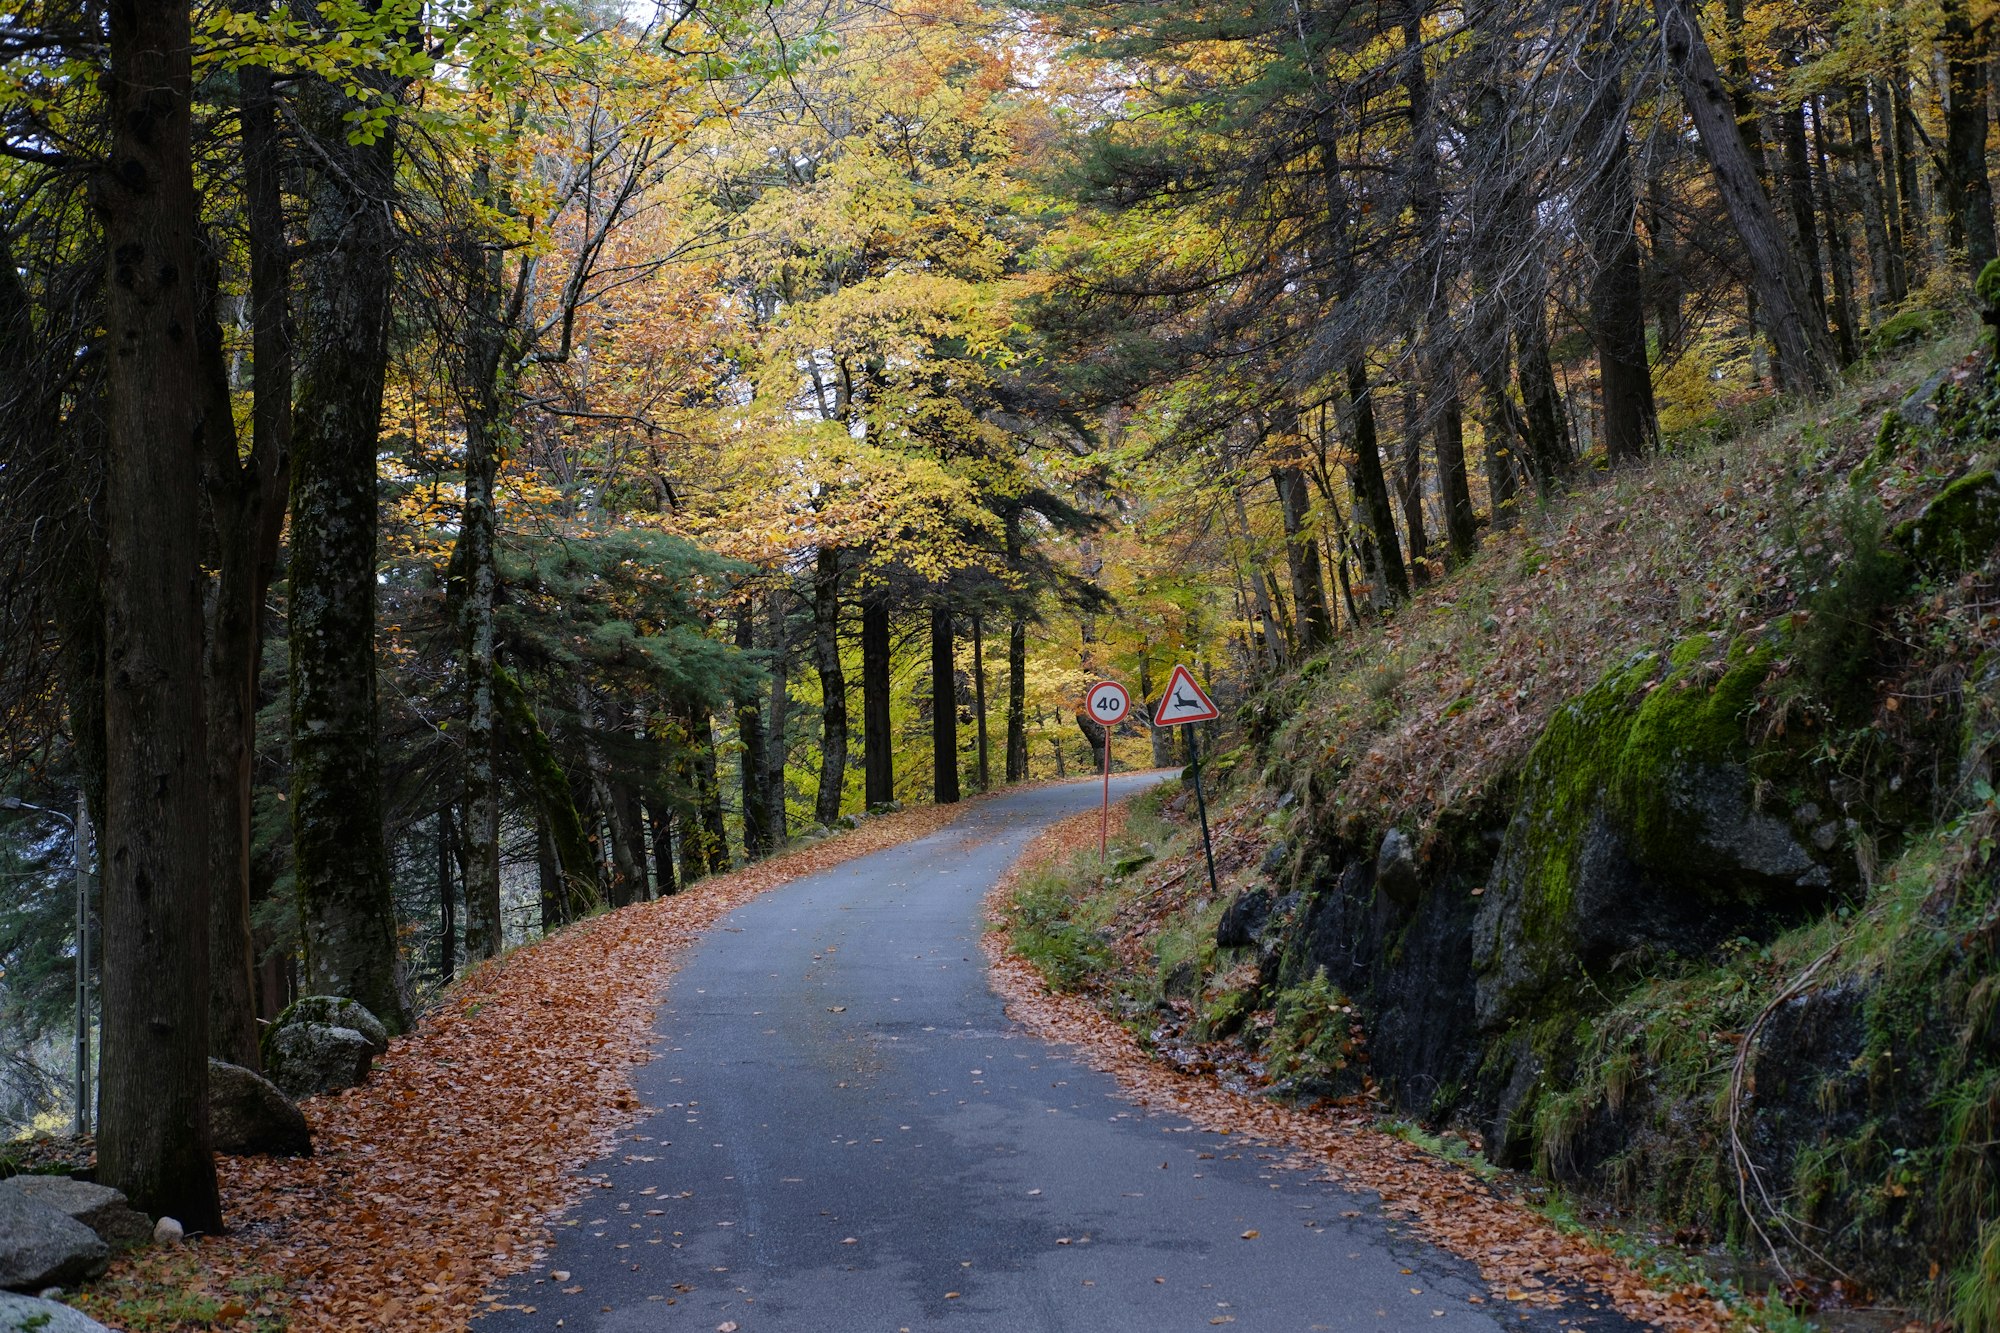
left=264, top=1024, right=374, bottom=1100
left=0, top=1189, right=107, bottom=1292
left=1472, top=634, right=1840, bottom=1033
left=208, top=1059, right=313, bottom=1156
left=268, top=996, right=389, bottom=1058
left=0, top=1176, right=147, bottom=1249
left=0, top=1292, right=112, bottom=1332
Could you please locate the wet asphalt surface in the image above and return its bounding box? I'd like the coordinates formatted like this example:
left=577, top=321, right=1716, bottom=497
left=480, top=775, right=1644, bottom=1333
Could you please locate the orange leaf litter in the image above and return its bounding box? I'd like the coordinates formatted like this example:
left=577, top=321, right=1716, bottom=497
left=982, top=806, right=1740, bottom=1333
left=111, top=800, right=973, bottom=1332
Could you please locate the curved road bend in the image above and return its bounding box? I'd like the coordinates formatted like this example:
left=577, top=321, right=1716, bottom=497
left=481, top=774, right=1642, bottom=1333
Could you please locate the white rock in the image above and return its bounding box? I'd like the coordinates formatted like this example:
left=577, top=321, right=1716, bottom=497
left=152, top=1216, right=184, bottom=1245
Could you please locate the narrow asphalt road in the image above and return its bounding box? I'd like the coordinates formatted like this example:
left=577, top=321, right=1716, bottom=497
left=481, top=776, right=1640, bottom=1333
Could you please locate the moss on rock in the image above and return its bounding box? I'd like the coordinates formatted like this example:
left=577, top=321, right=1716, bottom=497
left=1894, top=469, right=2000, bottom=576
left=1473, top=633, right=1833, bottom=1033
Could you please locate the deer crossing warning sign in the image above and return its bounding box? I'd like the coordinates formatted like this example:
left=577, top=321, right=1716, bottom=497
left=1150, top=664, right=1218, bottom=726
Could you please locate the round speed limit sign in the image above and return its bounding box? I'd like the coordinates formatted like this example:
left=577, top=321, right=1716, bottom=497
left=1083, top=680, right=1131, bottom=726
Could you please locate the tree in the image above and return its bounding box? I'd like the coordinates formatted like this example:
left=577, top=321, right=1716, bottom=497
left=94, top=0, right=222, bottom=1229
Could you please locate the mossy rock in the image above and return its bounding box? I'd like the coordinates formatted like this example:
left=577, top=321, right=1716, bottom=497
left=1471, top=634, right=1836, bottom=1030
left=1868, top=308, right=1945, bottom=359
left=1893, top=470, right=2000, bottom=576
left=266, top=995, right=389, bottom=1059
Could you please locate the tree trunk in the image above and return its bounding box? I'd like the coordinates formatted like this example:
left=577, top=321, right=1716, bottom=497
left=1654, top=0, right=1842, bottom=393
left=1400, top=7, right=1475, bottom=566
left=437, top=808, right=457, bottom=977
left=1780, top=97, right=1831, bottom=326
left=1848, top=89, right=1900, bottom=315
left=1231, top=490, right=1287, bottom=666
left=931, top=603, right=960, bottom=804
left=453, top=221, right=505, bottom=962
left=1943, top=0, right=1998, bottom=275
left=288, top=51, right=410, bottom=1032
left=860, top=591, right=893, bottom=808
left=735, top=608, right=774, bottom=857
left=1814, top=99, right=1860, bottom=363
left=645, top=799, right=679, bottom=896
left=1583, top=105, right=1660, bottom=464
left=1514, top=304, right=1571, bottom=486
left=1478, top=363, right=1524, bottom=531
left=1343, top=365, right=1409, bottom=605
left=1005, top=616, right=1028, bottom=782
left=1141, top=657, right=1173, bottom=766
left=1889, top=73, right=1927, bottom=288
left=579, top=687, right=640, bottom=909
left=813, top=549, right=847, bottom=825
left=1272, top=466, right=1335, bottom=643
left=696, top=713, right=729, bottom=870
left=95, top=0, right=221, bottom=1228
left=535, top=816, right=561, bottom=931
left=1394, top=389, right=1430, bottom=585
left=765, top=595, right=791, bottom=845
left=972, top=613, right=990, bottom=791
left=1644, top=162, right=1686, bottom=357
left=618, top=781, right=652, bottom=900
left=205, top=56, right=292, bottom=1073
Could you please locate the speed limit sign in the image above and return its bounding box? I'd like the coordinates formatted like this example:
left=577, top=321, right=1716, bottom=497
left=1083, top=680, right=1131, bottom=726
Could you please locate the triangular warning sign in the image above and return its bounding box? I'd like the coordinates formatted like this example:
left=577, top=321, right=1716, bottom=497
left=1151, top=663, right=1219, bottom=726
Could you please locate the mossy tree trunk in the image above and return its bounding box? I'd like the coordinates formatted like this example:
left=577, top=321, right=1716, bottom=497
left=288, top=46, right=411, bottom=1035
left=94, top=0, right=222, bottom=1228
left=453, top=202, right=507, bottom=961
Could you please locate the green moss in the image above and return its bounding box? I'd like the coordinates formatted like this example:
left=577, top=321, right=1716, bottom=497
left=1894, top=470, right=2000, bottom=576
left=1482, top=634, right=1781, bottom=1008
left=1869, top=308, right=1946, bottom=358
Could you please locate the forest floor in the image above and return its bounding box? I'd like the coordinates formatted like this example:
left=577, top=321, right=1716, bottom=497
left=67, top=798, right=990, bottom=1333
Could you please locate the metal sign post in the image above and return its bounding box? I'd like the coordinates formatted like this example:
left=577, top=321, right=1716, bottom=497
left=1149, top=664, right=1221, bottom=898
left=1082, top=681, right=1131, bottom=861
